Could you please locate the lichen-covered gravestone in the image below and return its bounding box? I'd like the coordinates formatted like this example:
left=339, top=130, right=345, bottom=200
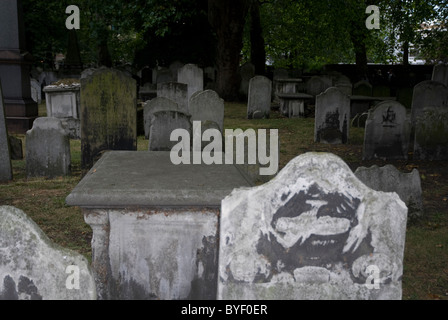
left=354, top=164, right=423, bottom=219
left=80, top=67, right=137, bottom=172
left=362, top=101, right=411, bottom=160
left=247, top=76, right=272, bottom=119
left=0, top=82, right=12, bottom=182
left=413, top=107, right=448, bottom=160
left=315, top=87, right=350, bottom=144
left=218, top=152, right=408, bottom=300
left=26, top=117, right=71, bottom=178
left=0, top=206, right=96, bottom=300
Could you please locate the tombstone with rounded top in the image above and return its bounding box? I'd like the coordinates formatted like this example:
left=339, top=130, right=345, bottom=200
left=247, top=75, right=272, bottom=119
left=144, top=97, right=180, bottom=139
left=411, top=80, right=448, bottom=126
left=189, top=89, right=224, bottom=132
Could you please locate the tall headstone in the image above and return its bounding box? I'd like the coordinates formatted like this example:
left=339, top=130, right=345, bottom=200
left=0, top=206, right=96, bottom=300
left=0, top=0, right=38, bottom=133
left=144, top=97, right=180, bottom=139
left=413, top=106, right=448, bottom=160
left=218, top=152, right=408, bottom=300
left=0, top=82, right=12, bottom=182
left=315, top=87, right=350, bottom=144
left=148, top=110, right=192, bottom=151
left=362, top=101, right=411, bottom=160
left=247, top=76, right=272, bottom=119
left=25, top=117, right=71, bottom=178
left=157, top=82, right=189, bottom=115
left=80, top=68, right=137, bottom=172
left=355, top=165, right=423, bottom=219
left=432, top=64, right=448, bottom=86
left=189, top=90, right=224, bottom=132
left=177, top=64, right=204, bottom=104
left=410, top=80, right=448, bottom=127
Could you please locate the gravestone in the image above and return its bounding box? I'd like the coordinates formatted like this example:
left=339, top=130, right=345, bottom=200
left=169, top=61, right=184, bottom=81
left=218, top=152, right=408, bottom=300
left=144, top=97, right=180, bottom=139
left=80, top=68, right=137, bottom=172
left=156, top=67, right=174, bottom=84
left=0, top=82, right=12, bottom=182
left=306, top=76, right=332, bottom=96
left=413, top=107, right=448, bottom=160
left=0, top=206, right=96, bottom=300
left=247, top=76, right=272, bottom=119
left=335, top=75, right=352, bottom=96
left=355, top=165, right=423, bottom=219
left=177, top=64, right=204, bottom=105
left=30, top=78, right=41, bottom=103
left=353, top=80, right=372, bottom=96
left=411, top=80, right=448, bottom=127
left=432, top=64, right=448, bottom=86
left=189, top=90, right=224, bottom=132
left=362, top=101, right=411, bottom=160
left=315, top=87, right=350, bottom=144
left=8, top=135, right=22, bottom=160
left=157, top=82, right=189, bottom=114
left=148, top=110, right=192, bottom=151
left=26, top=117, right=71, bottom=178
left=239, top=62, right=255, bottom=98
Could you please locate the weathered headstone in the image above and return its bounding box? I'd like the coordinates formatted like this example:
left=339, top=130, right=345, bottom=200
left=0, top=205, right=96, bottom=300
left=247, top=76, right=272, bottom=119
left=148, top=110, right=192, bottom=151
left=25, top=117, right=71, bottom=178
left=306, top=76, right=332, bottom=96
left=315, top=87, right=350, bottom=144
left=410, top=80, right=448, bottom=126
left=355, top=165, right=423, bottom=219
left=156, top=67, right=174, bottom=84
left=30, top=78, right=41, bottom=104
left=169, top=61, right=184, bottom=81
left=0, top=82, right=12, bottom=182
left=362, top=101, right=411, bottom=160
left=432, top=64, right=448, bottom=86
left=335, top=75, right=352, bottom=96
left=413, top=106, right=448, bottom=160
left=218, top=152, right=408, bottom=300
left=157, top=82, right=189, bottom=114
left=189, top=90, right=224, bottom=132
left=144, top=97, right=180, bottom=139
left=353, top=80, right=373, bottom=96
left=80, top=68, right=137, bottom=172
left=8, top=135, right=22, bottom=160
left=177, top=64, right=203, bottom=103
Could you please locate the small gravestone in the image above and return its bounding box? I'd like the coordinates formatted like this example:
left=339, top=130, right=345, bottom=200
left=0, top=82, right=12, bottom=182
left=413, top=107, right=448, bottom=160
left=177, top=64, right=204, bottom=103
left=432, top=64, right=448, bottom=86
left=8, top=135, right=23, bottom=160
left=148, top=110, right=191, bottom=151
left=189, top=90, right=224, bottom=132
left=247, top=76, right=272, bottom=119
left=218, top=152, right=408, bottom=300
left=144, top=97, right=180, bottom=139
left=26, top=117, right=71, bottom=178
left=315, top=87, right=350, bottom=144
left=157, top=82, right=189, bottom=115
left=0, top=206, right=96, bottom=300
left=411, top=80, right=448, bottom=127
left=80, top=68, right=137, bottom=172
left=362, top=101, right=411, bottom=160
left=355, top=165, right=423, bottom=219
left=353, top=80, right=372, bottom=96
left=307, top=76, right=332, bottom=96
left=30, top=78, right=41, bottom=103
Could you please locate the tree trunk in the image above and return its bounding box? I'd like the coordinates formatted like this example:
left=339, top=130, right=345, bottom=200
left=402, top=41, right=409, bottom=65
left=208, top=0, right=251, bottom=101
left=250, top=0, right=266, bottom=75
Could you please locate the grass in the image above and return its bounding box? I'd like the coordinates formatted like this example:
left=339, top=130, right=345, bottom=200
left=1, top=101, right=447, bottom=300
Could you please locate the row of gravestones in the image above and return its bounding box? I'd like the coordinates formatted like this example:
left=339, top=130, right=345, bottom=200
left=1, top=152, right=413, bottom=300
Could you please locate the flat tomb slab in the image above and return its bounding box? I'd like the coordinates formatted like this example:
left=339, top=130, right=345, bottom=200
left=66, top=151, right=253, bottom=208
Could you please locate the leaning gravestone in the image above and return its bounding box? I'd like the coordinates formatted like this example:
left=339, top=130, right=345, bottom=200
left=157, top=82, right=189, bottom=115
left=148, top=110, right=192, bottom=151
left=0, top=206, right=96, bottom=300
left=26, top=117, right=71, bottom=178
left=432, top=64, right=448, bottom=86
left=315, top=87, right=350, bottom=144
left=218, top=152, right=408, bottom=300
left=247, top=76, right=272, bottom=119
left=413, top=106, right=448, bottom=160
left=80, top=68, right=137, bottom=172
left=355, top=164, right=423, bottom=219
left=144, top=97, right=180, bottom=139
left=0, top=81, right=12, bottom=182
left=177, top=64, right=204, bottom=104
left=189, top=90, right=224, bottom=132
left=362, top=101, right=411, bottom=160
left=410, top=80, right=448, bottom=127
